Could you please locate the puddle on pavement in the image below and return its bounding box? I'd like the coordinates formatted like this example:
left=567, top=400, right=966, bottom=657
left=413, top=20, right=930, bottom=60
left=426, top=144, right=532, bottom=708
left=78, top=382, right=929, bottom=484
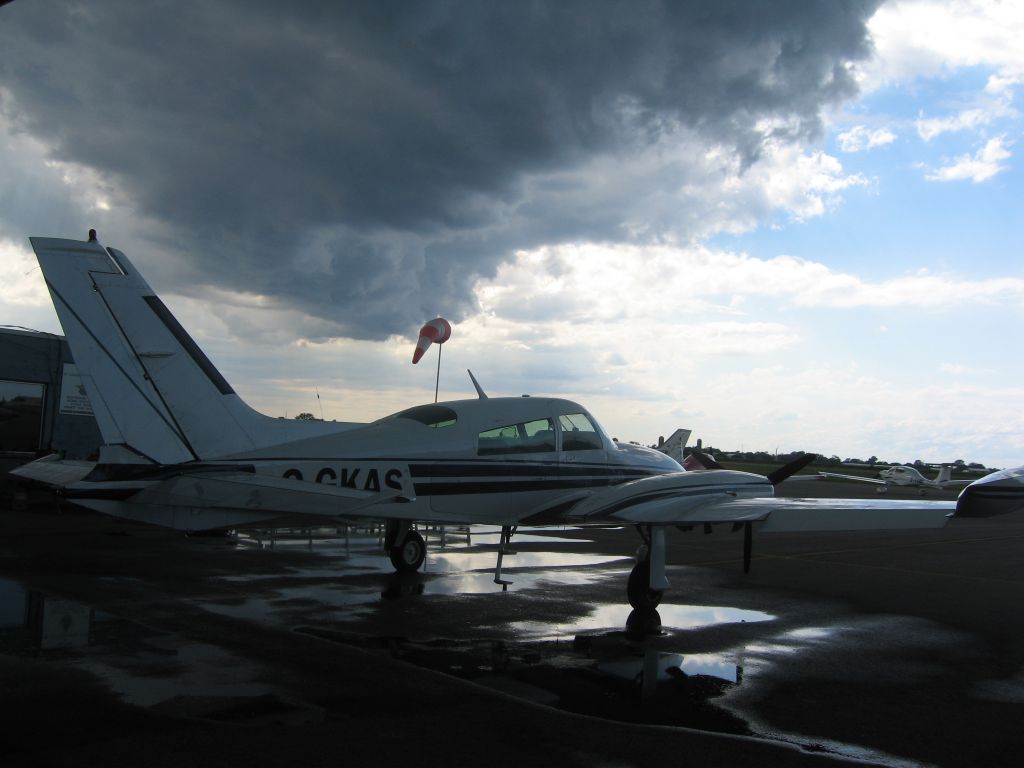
left=201, top=524, right=631, bottom=624
left=599, top=651, right=743, bottom=688
left=201, top=563, right=620, bottom=626
left=222, top=525, right=627, bottom=587
left=972, top=667, right=1024, bottom=703
left=512, top=602, right=773, bottom=640
left=0, top=576, right=320, bottom=725
left=298, top=622, right=754, bottom=733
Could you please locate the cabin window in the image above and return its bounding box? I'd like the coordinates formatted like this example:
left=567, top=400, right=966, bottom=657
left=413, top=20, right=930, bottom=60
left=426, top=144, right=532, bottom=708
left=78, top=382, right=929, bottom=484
left=391, top=404, right=457, bottom=428
left=477, top=418, right=555, bottom=455
left=559, top=413, right=603, bottom=451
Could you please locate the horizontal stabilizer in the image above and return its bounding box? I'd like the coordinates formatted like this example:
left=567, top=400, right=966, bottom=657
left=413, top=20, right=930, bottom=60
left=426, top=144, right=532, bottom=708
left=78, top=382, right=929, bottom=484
left=9, top=456, right=96, bottom=488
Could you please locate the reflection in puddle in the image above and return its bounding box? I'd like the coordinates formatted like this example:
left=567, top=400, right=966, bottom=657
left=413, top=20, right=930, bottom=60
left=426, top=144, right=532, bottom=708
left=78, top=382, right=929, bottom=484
left=973, top=668, right=1024, bottom=703
left=423, top=568, right=607, bottom=595
left=200, top=589, right=378, bottom=625
left=0, top=577, right=318, bottom=724
left=0, top=577, right=94, bottom=653
left=203, top=527, right=631, bottom=625
left=599, top=651, right=743, bottom=696
left=426, top=550, right=627, bottom=574
left=783, top=626, right=833, bottom=640
left=75, top=640, right=271, bottom=706
left=512, top=602, right=773, bottom=640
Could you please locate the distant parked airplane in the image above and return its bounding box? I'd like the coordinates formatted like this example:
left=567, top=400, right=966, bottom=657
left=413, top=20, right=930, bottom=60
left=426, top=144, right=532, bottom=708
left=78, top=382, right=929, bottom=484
left=819, top=465, right=974, bottom=494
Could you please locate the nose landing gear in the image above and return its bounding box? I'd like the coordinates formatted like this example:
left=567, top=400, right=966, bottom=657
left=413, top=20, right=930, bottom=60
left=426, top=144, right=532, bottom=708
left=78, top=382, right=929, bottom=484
left=627, top=558, right=664, bottom=611
left=627, top=525, right=668, bottom=610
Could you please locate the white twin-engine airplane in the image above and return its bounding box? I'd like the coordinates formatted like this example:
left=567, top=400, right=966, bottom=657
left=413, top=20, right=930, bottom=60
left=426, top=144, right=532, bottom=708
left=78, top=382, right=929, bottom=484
left=819, top=465, right=974, bottom=494
left=13, top=235, right=978, bottom=611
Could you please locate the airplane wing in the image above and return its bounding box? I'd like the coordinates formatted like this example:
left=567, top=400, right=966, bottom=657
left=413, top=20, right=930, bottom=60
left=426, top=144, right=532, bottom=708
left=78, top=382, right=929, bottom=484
left=817, top=471, right=888, bottom=485
left=601, top=495, right=954, bottom=531
left=776, top=474, right=823, bottom=482
left=559, top=470, right=953, bottom=531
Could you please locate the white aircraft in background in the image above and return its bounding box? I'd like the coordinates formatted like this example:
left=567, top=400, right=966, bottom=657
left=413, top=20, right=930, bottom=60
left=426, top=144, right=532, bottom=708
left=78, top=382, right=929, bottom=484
left=11, top=234, right=1002, bottom=612
left=819, top=465, right=975, bottom=495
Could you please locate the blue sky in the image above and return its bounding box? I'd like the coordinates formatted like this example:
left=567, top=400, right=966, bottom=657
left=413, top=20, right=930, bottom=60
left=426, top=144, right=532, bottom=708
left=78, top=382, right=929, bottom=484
left=0, top=0, right=1021, bottom=467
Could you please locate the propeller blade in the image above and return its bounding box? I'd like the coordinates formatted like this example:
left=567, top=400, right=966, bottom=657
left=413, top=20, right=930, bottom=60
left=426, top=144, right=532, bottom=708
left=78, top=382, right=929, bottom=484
left=767, top=453, right=817, bottom=486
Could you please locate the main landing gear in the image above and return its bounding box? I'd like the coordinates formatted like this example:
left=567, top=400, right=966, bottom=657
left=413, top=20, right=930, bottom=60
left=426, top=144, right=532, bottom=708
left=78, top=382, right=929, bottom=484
left=386, top=521, right=426, bottom=572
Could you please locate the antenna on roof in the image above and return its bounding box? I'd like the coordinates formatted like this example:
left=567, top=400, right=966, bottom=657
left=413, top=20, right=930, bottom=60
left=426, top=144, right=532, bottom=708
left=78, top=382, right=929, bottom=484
left=467, top=369, right=488, bottom=399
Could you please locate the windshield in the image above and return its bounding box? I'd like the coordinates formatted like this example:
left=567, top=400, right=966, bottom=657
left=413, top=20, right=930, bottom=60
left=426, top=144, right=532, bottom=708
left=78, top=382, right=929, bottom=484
left=559, top=412, right=603, bottom=451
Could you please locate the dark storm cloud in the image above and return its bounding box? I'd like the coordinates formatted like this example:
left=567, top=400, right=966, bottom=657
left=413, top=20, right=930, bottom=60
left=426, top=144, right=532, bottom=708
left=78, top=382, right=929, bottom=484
left=0, top=0, right=880, bottom=339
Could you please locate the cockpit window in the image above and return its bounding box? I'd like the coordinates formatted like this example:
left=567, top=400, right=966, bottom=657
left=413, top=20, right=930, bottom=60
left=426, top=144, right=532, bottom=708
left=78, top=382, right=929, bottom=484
left=390, top=404, right=457, bottom=428
left=478, top=418, right=555, bottom=455
left=559, top=413, right=603, bottom=451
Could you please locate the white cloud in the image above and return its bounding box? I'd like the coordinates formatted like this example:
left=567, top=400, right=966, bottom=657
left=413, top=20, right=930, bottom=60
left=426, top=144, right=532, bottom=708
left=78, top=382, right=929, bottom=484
left=941, top=362, right=994, bottom=375
left=924, top=136, right=1012, bottom=182
left=862, top=0, right=1024, bottom=90
left=735, top=139, right=870, bottom=223
left=693, top=364, right=1024, bottom=467
left=0, top=240, right=51, bottom=308
left=916, top=108, right=998, bottom=141
left=523, top=127, right=868, bottom=246
left=837, top=125, right=897, bottom=152
left=986, top=72, right=1022, bottom=97
left=464, top=242, right=1024, bottom=407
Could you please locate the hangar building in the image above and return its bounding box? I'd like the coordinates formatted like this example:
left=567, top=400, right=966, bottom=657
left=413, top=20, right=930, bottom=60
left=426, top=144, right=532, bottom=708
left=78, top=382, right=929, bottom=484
left=1, top=327, right=102, bottom=498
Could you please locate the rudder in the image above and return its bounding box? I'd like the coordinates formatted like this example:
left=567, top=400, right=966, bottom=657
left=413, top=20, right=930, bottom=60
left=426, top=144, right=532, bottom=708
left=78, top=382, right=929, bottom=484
left=31, top=236, right=333, bottom=463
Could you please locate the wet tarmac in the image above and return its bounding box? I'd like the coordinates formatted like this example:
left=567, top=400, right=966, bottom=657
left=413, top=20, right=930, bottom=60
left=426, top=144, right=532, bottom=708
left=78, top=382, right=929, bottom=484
left=2, top=481, right=1023, bottom=767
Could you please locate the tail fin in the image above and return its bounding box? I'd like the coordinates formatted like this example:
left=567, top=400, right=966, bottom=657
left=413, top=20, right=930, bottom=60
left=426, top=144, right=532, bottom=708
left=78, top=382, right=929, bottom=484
left=936, top=465, right=953, bottom=484
left=31, top=236, right=353, bottom=463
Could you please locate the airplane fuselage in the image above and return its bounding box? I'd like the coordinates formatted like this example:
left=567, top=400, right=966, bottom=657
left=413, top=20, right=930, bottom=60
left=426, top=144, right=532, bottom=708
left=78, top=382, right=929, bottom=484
left=227, top=396, right=688, bottom=526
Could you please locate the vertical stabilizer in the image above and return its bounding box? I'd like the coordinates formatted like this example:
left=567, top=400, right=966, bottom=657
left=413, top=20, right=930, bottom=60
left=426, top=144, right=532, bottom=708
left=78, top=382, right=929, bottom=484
left=936, top=466, right=953, bottom=484
left=31, top=236, right=356, bottom=463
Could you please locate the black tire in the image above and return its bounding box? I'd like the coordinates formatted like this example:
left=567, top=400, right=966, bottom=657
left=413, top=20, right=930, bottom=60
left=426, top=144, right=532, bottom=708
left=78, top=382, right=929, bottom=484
left=627, top=560, right=663, bottom=610
left=389, top=529, right=426, bottom=572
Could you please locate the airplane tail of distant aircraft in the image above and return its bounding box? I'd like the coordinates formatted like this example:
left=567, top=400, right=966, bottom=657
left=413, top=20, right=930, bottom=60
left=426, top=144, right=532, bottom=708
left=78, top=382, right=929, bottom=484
left=935, top=466, right=953, bottom=484
left=30, top=235, right=357, bottom=464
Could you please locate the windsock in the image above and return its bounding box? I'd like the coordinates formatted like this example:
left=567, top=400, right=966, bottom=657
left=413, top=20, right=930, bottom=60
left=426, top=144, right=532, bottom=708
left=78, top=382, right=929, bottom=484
left=412, top=317, right=452, bottom=364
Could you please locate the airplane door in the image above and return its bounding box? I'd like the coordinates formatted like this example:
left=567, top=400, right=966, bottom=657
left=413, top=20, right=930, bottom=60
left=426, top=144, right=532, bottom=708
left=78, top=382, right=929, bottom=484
left=428, top=415, right=559, bottom=523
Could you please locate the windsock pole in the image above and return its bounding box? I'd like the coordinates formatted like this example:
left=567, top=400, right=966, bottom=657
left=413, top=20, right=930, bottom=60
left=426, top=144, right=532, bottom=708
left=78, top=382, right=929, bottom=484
left=435, top=344, right=442, bottom=403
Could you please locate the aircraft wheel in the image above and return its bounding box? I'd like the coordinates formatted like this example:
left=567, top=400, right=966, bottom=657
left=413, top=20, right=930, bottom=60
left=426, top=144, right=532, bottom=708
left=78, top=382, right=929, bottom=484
left=390, top=529, right=426, bottom=572
left=627, top=560, right=663, bottom=611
